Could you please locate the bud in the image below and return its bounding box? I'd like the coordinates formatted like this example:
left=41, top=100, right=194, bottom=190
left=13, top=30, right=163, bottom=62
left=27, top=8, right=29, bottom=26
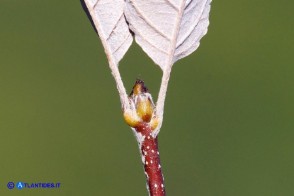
left=123, top=79, right=156, bottom=127
left=136, top=95, right=153, bottom=122
left=150, top=116, right=159, bottom=130
left=123, top=109, right=140, bottom=128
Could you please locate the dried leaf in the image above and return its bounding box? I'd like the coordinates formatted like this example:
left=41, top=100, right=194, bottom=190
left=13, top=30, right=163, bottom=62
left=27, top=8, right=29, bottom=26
left=84, top=0, right=133, bottom=64
left=125, top=0, right=212, bottom=70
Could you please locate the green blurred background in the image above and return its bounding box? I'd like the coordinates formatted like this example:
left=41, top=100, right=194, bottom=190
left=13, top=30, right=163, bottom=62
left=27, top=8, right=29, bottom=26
left=0, top=0, right=293, bottom=195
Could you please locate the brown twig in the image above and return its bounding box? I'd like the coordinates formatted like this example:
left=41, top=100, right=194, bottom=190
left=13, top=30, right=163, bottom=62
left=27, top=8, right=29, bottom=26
left=135, top=122, right=166, bottom=196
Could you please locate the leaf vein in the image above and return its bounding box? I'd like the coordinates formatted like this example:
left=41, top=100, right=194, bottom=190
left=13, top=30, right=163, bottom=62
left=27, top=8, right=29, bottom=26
left=106, top=13, right=124, bottom=41
left=131, top=2, right=171, bottom=41
left=113, top=33, right=132, bottom=54
left=164, top=0, right=179, bottom=12
left=93, top=0, right=100, bottom=9
left=176, top=0, right=209, bottom=49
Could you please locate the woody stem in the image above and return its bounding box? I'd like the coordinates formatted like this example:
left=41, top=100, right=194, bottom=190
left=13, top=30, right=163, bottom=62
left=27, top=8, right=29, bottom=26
left=134, top=122, right=166, bottom=196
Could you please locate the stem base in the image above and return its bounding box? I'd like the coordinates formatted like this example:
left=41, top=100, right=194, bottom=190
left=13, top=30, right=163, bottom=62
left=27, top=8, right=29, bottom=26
left=135, top=122, right=166, bottom=196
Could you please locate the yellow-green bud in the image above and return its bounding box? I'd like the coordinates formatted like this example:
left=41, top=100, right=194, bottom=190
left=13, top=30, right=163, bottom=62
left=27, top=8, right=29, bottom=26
left=136, top=95, right=153, bottom=122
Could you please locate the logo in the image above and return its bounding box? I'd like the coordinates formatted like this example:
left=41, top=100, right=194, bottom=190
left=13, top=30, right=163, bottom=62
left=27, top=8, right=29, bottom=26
left=6, top=181, right=61, bottom=190
left=16, top=182, right=24, bottom=190
left=7, top=182, right=15, bottom=189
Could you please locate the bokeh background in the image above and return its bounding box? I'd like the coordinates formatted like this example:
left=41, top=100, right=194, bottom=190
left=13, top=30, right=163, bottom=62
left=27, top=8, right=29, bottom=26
left=0, top=0, right=293, bottom=195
